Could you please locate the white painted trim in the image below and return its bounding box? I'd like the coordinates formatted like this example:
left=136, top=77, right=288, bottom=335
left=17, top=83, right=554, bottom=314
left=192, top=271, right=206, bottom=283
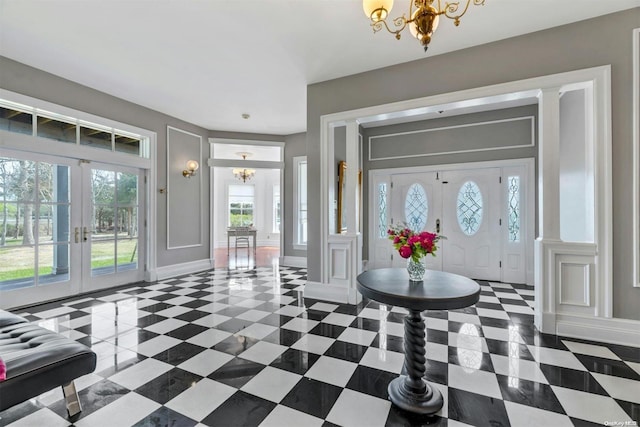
left=154, top=259, right=215, bottom=281
left=280, top=256, right=307, bottom=268
left=633, top=28, right=640, bottom=288
left=368, top=116, right=535, bottom=161
left=303, top=280, right=362, bottom=305
left=320, top=66, right=612, bottom=345
left=556, top=314, right=640, bottom=348
left=166, top=126, right=203, bottom=250
left=209, top=137, right=285, bottom=151
left=292, top=156, right=307, bottom=248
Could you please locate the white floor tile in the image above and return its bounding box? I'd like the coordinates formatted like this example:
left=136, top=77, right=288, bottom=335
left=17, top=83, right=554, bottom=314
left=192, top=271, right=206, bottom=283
left=235, top=309, right=270, bottom=322
left=274, top=305, right=306, bottom=317
left=475, top=307, right=511, bottom=320
left=239, top=341, right=288, bottom=365
left=187, top=329, right=231, bottom=350
left=326, top=389, right=391, bottom=427
left=551, top=386, right=632, bottom=425
left=241, top=366, right=302, bottom=403
left=192, top=313, right=232, bottom=327
left=504, top=400, right=573, bottom=427
left=449, top=331, right=488, bottom=353
left=304, top=356, right=358, bottom=387
left=281, top=317, right=319, bottom=333
left=481, top=325, right=526, bottom=344
left=179, top=348, right=235, bottom=377
left=381, top=320, right=405, bottom=337
left=490, top=354, right=548, bottom=384
left=144, top=318, right=187, bottom=334
left=337, top=327, right=377, bottom=346
left=448, top=363, right=502, bottom=399
left=108, top=358, right=173, bottom=390
left=134, top=335, right=182, bottom=357
left=357, top=307, right=386, bottom=320
left=591, top=373, right=640, bottom=404
left=166, top=378, right=236, bottom=421
left=322, top=312, right=356, bottom=326
left=290, top=334, right=336, bottom=354
left=155, top=305, right=192, bottom=318
left=448, top=311, right=481, bottom=325
left=425, top=317, right=449, bottom=331
left=235, top=322, right=277, bottom=340
left=75, top=392, right=160, bottom=427
left=309, top=302, right=339, bottom=312
left=425, top=342, right=449, bottom=363
left=5, top=408, right=69, bottom=427
left=528, top=346, right=587, bottom=371
left=359, top=347, right=405, bottom=374
left=502, top=304, right=534, bottom=315
left=258, top=404, right=324, bottom=427
left=561, top=341, right=621, bottom=360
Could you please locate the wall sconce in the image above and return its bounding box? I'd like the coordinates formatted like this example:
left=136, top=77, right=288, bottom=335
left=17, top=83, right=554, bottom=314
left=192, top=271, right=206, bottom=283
left=182, top=160, right=199, bottom=178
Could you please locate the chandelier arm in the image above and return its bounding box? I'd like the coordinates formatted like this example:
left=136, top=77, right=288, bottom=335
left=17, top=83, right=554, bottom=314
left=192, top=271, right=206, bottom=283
left=372, top=15, right=409, bottom=36
left=439, top=0, right=484, bottom=23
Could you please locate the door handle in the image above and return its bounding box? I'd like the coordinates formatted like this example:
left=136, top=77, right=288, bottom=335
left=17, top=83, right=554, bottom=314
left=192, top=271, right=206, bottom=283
left=83, top=227, right=89, bottom=241
left=436, top=219, right=440, bottom=233
left=74, top=227, right=80, bottom=243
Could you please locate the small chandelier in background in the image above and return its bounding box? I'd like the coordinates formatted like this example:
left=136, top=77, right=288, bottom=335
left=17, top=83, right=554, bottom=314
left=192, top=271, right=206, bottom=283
left=363, top=0, right=485, bottom=52
left=233, top=152, right=256, bottom=183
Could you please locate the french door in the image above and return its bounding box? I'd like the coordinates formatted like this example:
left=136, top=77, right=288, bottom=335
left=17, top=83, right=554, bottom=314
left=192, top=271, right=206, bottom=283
left=0, top=151, right=145, bottom=309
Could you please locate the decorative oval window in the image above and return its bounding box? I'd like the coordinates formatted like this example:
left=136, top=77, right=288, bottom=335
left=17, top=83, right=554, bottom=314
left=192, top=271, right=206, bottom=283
left=404, top=183, right=428, bottom=231
left=457, top=181, right=483, bottom=236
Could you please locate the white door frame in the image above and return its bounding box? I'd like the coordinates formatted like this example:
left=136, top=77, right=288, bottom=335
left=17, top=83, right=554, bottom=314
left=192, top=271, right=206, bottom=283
left=309, top=65, right=620, bottom=344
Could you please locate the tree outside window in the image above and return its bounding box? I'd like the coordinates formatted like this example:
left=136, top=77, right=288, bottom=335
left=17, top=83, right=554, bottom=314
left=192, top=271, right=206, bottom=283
left=228, top=184, right=254, bottom=227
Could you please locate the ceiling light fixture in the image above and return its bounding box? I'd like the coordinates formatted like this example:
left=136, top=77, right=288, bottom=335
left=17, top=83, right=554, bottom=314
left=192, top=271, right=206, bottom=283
left=232, top=152, right=256, bottom=183
left=363, top=0, right=484, bottom=52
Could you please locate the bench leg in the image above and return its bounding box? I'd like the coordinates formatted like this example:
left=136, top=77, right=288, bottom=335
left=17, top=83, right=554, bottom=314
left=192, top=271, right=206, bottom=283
left=62, top=381, right=82, bottom=417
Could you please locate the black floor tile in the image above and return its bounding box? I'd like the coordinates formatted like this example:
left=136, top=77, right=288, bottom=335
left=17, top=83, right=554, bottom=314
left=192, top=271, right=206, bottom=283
left=135, top=368, right=203, bottom=404
left=346, top=365, right=397, bottom=400
left=269, top=348, right=320, bottom=375
left=208, top=357, right=266, bottom=388
left=539, top=364, right=609, bottom=395
left=281, top=377, right=342, bottom=419
left=201, top=391, right=276, bottom=427
left=324, top=340, right=368, bottom=363
left=132, top=406, right=198, bottom=427
left=496, top=374, right=566, bottom=414
left=447, top=387, right=510, bottom=426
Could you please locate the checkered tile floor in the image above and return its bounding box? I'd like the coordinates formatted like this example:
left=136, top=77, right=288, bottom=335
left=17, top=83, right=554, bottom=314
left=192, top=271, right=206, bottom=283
left=1, top=266, right=639, bottom=426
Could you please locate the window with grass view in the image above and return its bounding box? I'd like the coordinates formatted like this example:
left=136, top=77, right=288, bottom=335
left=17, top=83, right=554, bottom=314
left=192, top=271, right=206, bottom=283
left=228, top=184, right=254, bottom=227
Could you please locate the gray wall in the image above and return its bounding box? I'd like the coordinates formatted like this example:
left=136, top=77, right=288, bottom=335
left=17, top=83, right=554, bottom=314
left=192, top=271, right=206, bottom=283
left=0, top=56, right=286, bottom=270
left=306, top=8, right=640, bottom=320
left=361, top=104, right=538, bottom=259
left=283, top=132, right=307, bottom=258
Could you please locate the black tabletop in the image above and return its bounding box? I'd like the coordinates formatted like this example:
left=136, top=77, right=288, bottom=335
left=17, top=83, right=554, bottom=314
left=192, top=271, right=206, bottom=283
left=356, top=268, right=480, bottom=311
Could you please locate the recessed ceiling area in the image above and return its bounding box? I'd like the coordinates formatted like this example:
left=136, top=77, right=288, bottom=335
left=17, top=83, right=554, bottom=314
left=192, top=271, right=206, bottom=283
left=1, top=0, right=638, bottom=135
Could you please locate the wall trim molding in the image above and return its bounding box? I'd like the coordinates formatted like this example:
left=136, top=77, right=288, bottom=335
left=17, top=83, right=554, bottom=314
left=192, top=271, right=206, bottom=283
left=368, top=115, right=535, bottom=161
left=633, top=28, right=640, bottom=288
left=280, top=256, right=307, bottom=268
left=153, top=259, right=214, bottom=281
left=556, top=314, right=640, bottom=348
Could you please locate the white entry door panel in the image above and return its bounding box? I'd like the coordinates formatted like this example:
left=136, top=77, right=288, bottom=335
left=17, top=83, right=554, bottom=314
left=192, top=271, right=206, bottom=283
left=389, top=172, right=442, bottom=271
left=441, top=168, right=501, bottom=281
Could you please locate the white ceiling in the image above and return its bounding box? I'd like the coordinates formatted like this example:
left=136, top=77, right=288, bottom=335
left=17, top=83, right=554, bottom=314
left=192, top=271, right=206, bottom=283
left=1, top=0, right=639, bottom=135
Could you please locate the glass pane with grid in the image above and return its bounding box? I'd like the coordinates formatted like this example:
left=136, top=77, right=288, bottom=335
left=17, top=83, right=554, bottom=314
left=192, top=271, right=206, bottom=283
left=378, top=183, right=387, bottom=238
left=404, top=183, right=428, bottom=231
left=456, top=181, right=483, bottom=236
left=508, top=176, right=520, bottom=242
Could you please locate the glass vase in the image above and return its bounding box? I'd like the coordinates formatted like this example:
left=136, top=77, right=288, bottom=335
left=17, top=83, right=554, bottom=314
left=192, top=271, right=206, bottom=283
left=407, top=258, right=426, bottom=282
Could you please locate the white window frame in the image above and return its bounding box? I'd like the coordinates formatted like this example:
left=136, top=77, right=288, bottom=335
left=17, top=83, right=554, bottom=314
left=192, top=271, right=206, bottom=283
left=273, top=184, right=280, bottom=234
left=227, top=183, right=255, bottom=227
left=293, top=156, right=307, bottom=249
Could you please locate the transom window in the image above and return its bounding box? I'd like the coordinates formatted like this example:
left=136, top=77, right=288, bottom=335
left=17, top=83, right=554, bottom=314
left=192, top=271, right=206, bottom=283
left=456, top=181, right=483, bottom=236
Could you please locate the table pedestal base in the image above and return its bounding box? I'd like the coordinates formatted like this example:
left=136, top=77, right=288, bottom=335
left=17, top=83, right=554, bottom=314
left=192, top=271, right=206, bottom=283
left=388, top=308, right=444, bottom=415
left=388, top=376, right=443, bottom=414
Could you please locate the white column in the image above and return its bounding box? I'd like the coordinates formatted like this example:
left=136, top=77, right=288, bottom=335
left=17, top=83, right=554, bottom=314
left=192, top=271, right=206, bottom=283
left=535, top=87, right=562, bottom=333
left=345, top=121, right=359, bottom=234
left=537, top=87, right=562, bottom=240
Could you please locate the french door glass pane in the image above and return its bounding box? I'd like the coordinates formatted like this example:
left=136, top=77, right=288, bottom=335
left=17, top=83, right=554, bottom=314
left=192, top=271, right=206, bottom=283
left=0, top=158, right=71, bottom=291
left=91, top=240, right=116, bottom=276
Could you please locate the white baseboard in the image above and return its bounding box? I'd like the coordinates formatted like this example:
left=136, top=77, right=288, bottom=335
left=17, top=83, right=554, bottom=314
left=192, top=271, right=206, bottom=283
left=303, top=281, right=362, bottom=305
left=153, top=259, right=215, bottom=281
left=280, top=256, right=307, bottom=268
left=556, top=314, right=640, bottom=348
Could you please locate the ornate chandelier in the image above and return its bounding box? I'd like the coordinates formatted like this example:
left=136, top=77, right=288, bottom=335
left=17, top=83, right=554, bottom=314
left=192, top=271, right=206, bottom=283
left=363, top=0, right=485, bottom=51
left=233, top=152, right=256, bottom=183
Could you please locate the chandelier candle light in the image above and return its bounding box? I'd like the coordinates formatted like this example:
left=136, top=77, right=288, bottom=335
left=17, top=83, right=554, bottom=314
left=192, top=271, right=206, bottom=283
left=388, top=224, right=444, bottom=282
left=363, top=0, right=485, bottom=51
